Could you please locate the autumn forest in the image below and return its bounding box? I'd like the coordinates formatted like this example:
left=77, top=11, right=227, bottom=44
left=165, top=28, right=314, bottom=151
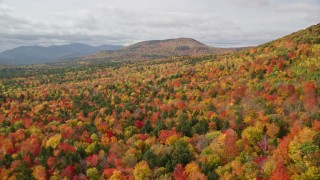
left=0, top=24, right=319, bottom=179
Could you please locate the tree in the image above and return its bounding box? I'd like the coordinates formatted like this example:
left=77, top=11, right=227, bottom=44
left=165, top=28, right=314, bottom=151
left=32, top=165, right=47, bottom=180
left=242, top=127, right=262, bottom=145
left=270, top=161, right=290, bottom=180
left=86, top=167, right=100, bottom=180
left=172, top=139, right=194, bottom=167
left=134, top=160, right=152, bottom=180
left=173, top=164, right=188, bottom=180
left=191, top=120, right=209, bottom=135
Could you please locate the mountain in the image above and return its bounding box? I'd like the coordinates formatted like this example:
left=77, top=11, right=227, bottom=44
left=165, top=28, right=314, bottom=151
left=0, top=43, right=124, bottom=65
left=83, top=38, right=236, bottom=62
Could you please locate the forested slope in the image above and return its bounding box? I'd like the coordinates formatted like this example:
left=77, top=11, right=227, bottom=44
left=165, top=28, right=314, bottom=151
left=0, top=24, right=319, bottom=179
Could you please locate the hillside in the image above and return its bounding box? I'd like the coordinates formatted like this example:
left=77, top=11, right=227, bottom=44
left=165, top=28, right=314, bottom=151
left=0, top=43, right=124, bottom=65
left=83, top=38, right=234, bottom=62
left=0, top=24, right=319, bottom=179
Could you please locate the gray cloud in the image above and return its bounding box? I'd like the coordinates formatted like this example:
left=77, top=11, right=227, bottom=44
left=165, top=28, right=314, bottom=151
left=275, top=2, right=320, bottom=22
left=223, top=0, right=271, bottom=7
left=0, top=0, right=319, bottom=52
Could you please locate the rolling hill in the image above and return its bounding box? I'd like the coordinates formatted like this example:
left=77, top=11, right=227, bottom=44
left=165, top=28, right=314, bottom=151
left=0, top=43, right=124, bottom=65
left=83, top=38, right=236, bottom=62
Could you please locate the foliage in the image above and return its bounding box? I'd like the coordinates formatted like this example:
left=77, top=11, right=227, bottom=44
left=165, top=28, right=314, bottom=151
left=0, top=24, right=319, bottom=179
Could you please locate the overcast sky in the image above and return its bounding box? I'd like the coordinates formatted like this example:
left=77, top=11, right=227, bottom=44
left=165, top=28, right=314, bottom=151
left=0, top=0, right=319, bottom=52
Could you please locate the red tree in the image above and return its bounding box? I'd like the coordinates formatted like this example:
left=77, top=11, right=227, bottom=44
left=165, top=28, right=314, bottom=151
left=270, top=161, right=290, bottom=180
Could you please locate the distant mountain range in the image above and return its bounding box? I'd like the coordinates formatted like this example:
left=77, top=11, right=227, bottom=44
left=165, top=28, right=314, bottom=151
left=0, top=38, right=241, bottom=65
left=83, top=38, right=236, bottom=62
left=0, top=43, right=124, bottom=65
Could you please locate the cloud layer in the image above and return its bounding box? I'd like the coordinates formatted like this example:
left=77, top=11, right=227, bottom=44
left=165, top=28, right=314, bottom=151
left=0, top=0, right=319, bottom=52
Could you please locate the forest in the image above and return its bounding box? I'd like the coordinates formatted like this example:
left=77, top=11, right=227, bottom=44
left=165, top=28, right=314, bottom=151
left=0, top=24, right=319, bottom=179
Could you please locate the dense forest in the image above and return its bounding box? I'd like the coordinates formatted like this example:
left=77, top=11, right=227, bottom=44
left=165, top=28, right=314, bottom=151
left=0, top=24, right=319, bottom=179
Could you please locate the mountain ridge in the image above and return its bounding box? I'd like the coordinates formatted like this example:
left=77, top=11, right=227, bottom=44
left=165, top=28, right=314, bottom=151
left=0, top=43, right=124, bottom=65
left=83, top=37, right=236, bottom=62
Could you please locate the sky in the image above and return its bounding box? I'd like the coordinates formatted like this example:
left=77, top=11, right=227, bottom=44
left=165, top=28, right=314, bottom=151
left=0, top=0, right=319, bottom=52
